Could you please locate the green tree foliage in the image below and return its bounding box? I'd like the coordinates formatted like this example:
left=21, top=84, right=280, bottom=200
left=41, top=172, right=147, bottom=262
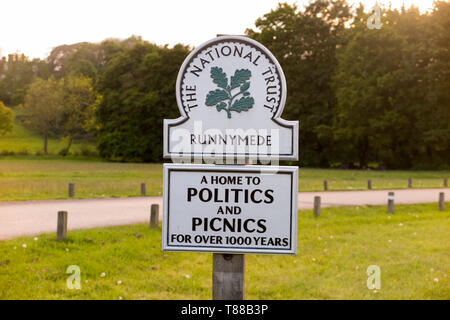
left=0, top=101, right=13, bottom=136
left=247, top=0, right=352, bottom=167
left=95, top=40, right=190, bottom=161
left=60, top=75, right=101, bottom=155
left=0, top=53, right=48, bottom=106
left=22, top=77, right=64, bottom=154
left=333, top=2, right=450, bottom=168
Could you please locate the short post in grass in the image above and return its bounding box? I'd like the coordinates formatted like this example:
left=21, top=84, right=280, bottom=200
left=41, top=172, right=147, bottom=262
left=57, top=211, right=68, bottom=240
left=387, top=192, right=394, bottom=214
left=438, top=192, right=445, bottom=211
left=324, top=180, right=328, bottom=191
left=212, top=253, right=244, bottom=300
left=368, top=179, right=372, bottom=190
left=444, top=178, right=448, bottom=187
left=68, top=183, right=75, bottom=198
left=408, top=178, right=412, bottom=188
left=141, top=183, right=146, bottom=196
left=150, top=204, right=159, bottom=228
left=314, top=196, right=321, bottom=218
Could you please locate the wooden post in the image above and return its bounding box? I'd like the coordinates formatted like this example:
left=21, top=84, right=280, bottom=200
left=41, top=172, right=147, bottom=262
left=439, top=192, right=445, bottom=211
left=313, top=196, right=321, bottom=218
left=68, top=183, right=74, bottom=197
left=408, top=178, right=412, bottom=188
left=444, top=178, right=448, bottom=188
left=212, top=253, right=244, bottom=300
left=150, top=204, right=159, bottom=228
left=324, top=180, right=328, bottom=191
left=368, top=179, right=372, bottom=190
left=57, top=211, right=68, bottom=240
left=141, top=183, right=146, bottom=196
left=387, top=192, right=394, bottom=214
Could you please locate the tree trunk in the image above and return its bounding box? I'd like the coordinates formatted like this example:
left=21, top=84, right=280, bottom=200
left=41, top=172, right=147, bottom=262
left=43, top=128, right=48, bottom=155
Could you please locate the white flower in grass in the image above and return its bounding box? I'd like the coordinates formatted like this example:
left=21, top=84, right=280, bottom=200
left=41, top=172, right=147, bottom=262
left=388, top=240, right=392, bottom=243
left=65, top=248, right=69, bottom=252
left=22, top=244, right=27, bottom=248
left=399, top=223, right=403, bottom=227
left=117, top=280, right=122, bottom=285
left=184, top=274, right=191, bottom=279
left=318, top=236, right=322, bottom=240
left=433, top=278, right=439, bottom=283
left=430, top=268, right=434, bottom=272
left=33, top=237, right=38, bottom=241
left=118, top=296, right=123, bottom=300
left=312, top=257, right=316, bottom=262
left=100, top=272, right=106, bottom=278
left=13, top=246, right=17, bottom=250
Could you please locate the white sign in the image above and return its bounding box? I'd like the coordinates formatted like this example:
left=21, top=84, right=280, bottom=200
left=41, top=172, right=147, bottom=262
left=163, top=36, right=298, bottom=161
left=162, top=164, right=298, bottom=255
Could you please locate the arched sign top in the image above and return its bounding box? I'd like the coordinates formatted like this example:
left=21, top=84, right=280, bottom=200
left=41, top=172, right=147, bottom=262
left=164, top=36, right=298, bottom=162
left=176, top=36, right=287, bottom=121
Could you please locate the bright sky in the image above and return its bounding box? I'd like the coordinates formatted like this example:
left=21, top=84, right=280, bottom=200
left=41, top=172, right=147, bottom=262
left=0, top=0, right=436, bottom=59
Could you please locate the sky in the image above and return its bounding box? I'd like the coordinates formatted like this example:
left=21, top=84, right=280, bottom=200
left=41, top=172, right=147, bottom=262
left=0, top=0, right=436, bottom=60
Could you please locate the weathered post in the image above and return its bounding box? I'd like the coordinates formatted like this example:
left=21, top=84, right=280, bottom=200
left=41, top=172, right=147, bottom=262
left=368, top=179, right=372, bottom=190
left=313, top=196, right=321, bottom=218
left=444, top=178, right=448, bottom=187
left=439, top=192, right=445, bottom=211
left=408, top=178, right=412, bottom=188
left=150, top=204, right=159, bottom=228
left=141, top=183, right=146, bottom=196
left=68, top=183, right=74, bottom=197
left=387, top=192, right=394, bottom=214
left=212, top=254, right=245, bottom=300
left=324, top=180, right=328, bottom=191
left=57, top=211, right=68, bottom=240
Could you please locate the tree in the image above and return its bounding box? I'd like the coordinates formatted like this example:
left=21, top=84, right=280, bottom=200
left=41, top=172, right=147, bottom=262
left=22, top=77, right=64, bottom=154
left=247, top=1, right=351, bottom=166
left=95, top=39, right=190, bottom=161
left=60, top=75, right=101, bottom=154
left=0, top=101, right=13, bottom=136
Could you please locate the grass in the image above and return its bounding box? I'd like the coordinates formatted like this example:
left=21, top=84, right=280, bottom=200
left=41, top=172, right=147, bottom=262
left=0, top=158, right=448, bottom=201
left=0, top=203, right=448, bottom=300
left=0, top=106, right=97, bottom=156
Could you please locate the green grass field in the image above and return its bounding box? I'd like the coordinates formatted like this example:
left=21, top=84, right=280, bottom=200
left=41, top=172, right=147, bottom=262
left=0, top=107, right=96, bottom=156
left=0, top=158, right=448, bottom=201
left=0, top=203, right=448, bottom=300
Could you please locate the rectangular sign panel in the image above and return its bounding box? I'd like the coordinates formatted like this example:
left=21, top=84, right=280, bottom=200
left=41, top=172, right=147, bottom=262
left=162, top=164, right=298, bottom=255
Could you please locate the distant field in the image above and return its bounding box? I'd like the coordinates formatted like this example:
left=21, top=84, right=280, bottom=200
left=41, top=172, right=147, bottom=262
left=0, top=107, right=96, bottom=156
left=0, top=158, right=448, bottom=201
left=0, top=203, right=448, bottom=299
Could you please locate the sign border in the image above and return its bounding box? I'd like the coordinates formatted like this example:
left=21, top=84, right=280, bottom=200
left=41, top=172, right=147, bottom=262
left=162, top=163, right=298, bottom=255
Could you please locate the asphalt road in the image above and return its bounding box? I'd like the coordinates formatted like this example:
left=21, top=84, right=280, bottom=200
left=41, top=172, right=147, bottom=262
left=0, top=188, right=448, bottom=240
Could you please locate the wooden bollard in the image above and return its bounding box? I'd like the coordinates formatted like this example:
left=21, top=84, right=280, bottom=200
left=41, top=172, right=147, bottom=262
left=57, top=211, right=68, bottom=240
left=439, top=192, right=445, bottom=211
left=68, top=183, right=74, bottom=197
left=324, top=180, right=328, bottom=191
left=150, top=204, right=159, bottom=228
left=141, top=183, right=146, bottom=196
left=387, top=192, right=394, bottom=214
left=408, top=178, right=412, bottom=188
left=314, top=196, right=321, bottom=218
left=213, top=253, right=244, bottom=300
left=368, top=179, right=372, bottom=190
